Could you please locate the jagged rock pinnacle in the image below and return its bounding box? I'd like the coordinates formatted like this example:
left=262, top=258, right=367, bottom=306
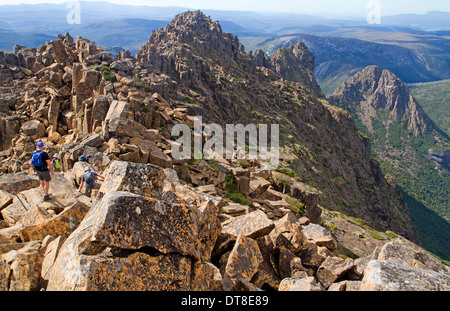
left=331, top=65, right=434, bottom=137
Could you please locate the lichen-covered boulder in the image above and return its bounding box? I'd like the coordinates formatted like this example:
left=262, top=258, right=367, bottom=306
left=225, top=235, right=263, bottom=282
left=46, top=190, right=220, bottom=291
left=316, top=256, right=355, bottom=288
left=222, top=210, right=275, bottom=239
left=97, top=160, right=166, bottom=200
left=360, top=260, right=450, bottom=291
left=0, top=173, right=40, bottom=194
left=74, top=191, right=201, bottom=258
left=302, top=223, right=337, bottom=251
left=20, top=201, right=91, bottom=242
left=0, top=241, right=44, bottom=291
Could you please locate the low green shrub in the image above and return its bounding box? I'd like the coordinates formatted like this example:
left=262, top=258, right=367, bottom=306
left=274, top=167, right=298, bottom=178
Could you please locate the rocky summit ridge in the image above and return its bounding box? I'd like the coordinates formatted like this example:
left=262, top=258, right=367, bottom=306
left=0, top=11, right=449, bottom=291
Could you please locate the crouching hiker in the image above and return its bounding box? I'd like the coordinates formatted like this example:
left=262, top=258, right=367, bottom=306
left=77, top=168, right=105, bottom=197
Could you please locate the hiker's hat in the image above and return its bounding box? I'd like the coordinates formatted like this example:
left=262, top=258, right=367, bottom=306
left=36, top=142, right=44, bottom=147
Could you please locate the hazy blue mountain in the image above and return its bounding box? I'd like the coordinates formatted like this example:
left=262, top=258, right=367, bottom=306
left=0, top=31, right=55, bottom=51
left=68, top=19, right=169, bottom=55
left=382, top=11, right=450, bottom=30
left=252, top=33, right=450, bottom=93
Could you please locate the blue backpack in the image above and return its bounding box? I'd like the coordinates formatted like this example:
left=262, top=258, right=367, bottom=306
left=31, top=151, right=43, bottom=167
left=82, top=171, right=96, bottom=186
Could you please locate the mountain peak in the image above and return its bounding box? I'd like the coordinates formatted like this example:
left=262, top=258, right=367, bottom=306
left=331, top=65, right=434, bottom=137
left=171, top=10, right=215, bottom=28
left=136, top=10, right=244, bottom=79
left=271, top=42, right=324, bottom=98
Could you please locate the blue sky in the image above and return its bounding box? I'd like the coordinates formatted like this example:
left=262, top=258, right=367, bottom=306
left=1, top=0, right=449, bottom=16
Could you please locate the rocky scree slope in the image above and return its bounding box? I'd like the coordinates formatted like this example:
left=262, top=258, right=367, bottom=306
left=0, top=11, right=448, bottom=291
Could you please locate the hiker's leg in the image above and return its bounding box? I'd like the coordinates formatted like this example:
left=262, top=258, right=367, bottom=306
left=42, top=171, right=52, bottom=195
left=44, top=181, right=50, bottom=194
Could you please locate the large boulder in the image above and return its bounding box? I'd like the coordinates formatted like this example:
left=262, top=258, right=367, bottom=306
left=47, top=96, right=60, bottom=129
left=77, top=191, right=201, bottom=257
left=302, top=223, right=337, bottom=251
left=97, top=160, right=166, bottom=199
left=129, top=137, right=172, bottom=168
left=20, top=201, right=90, bottom=242
left=375, top=239, right=450, bottom=275
left=106, top=117, right=158, bottom=141
left=39, top=236, right=65, bottom=284
left=0, top=173, right=40, bottom=194
left=48, top=250, right=193, bottom=291
left=110, top=59, right=134, bottom=74
left=104, top=100, right=132, bottom=121
left=72, top=66, right=101, bottom=113
left=360, top=260, right=450, bottom=291
left=1, top=173, right=90, bottom=226
left=269, top=212, right=306, bottom=252
left=46, top=190, right=218, bottom=291
left=91, top=95, right=110, bottom=132
left=224, top=235, right=263, bottom=282
left=316, top=256, right=355, bottom=289
left=0, top=241, right=44, bottom=291
left=45, top=160, right=222, bottom=291
left=297, top=242, right=331, bottom=271
left=222, top=210, right=275, bottom=239
left=20, top=120, right=45, bottom=139
left=238, top=177, right=271, bottom=198
left=356, top=238, right=450, bottom=291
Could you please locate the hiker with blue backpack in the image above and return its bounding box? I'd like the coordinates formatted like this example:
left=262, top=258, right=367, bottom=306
left=30, top=142, right=54, bottom=201
left=78, top=154, right=92, bottom=162
left=77, top=167, right=105, bottom=197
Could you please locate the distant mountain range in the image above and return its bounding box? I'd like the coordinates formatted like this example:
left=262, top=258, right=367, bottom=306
left=251, top=33, right=450, bottom=93
left=1, top=2, right=449, bottom=96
